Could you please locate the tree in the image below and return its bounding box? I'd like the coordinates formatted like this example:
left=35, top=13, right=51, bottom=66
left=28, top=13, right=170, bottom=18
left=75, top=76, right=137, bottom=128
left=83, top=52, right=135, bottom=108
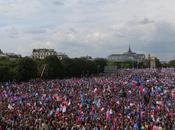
left=0, top=66, right=11, bottom=82
left=16, top=57, right=38, bottom=81
left=169, top=59, right=175, bottom=67
left=84, top=59, right=97, bottom=75
left=61, top=58, right=74, bottom=77
left=0, top=57, right=15, bottom=82
left=35, top=59, right=44, bottom=77
left=43, top=55, right=63, bottom=79
left=143, top=59, right=150, bottom=68
left=61, top=58, right=99, bottom=77
left=94, top=58, right=107, bottom=73
left=69, top=58, right=87, bottom=76
left=155, top=58, right=162, bottom=68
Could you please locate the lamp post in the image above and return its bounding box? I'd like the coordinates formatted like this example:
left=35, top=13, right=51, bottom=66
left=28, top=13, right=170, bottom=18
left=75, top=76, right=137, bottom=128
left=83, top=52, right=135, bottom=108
left=119, top=88, right=127, bottom=130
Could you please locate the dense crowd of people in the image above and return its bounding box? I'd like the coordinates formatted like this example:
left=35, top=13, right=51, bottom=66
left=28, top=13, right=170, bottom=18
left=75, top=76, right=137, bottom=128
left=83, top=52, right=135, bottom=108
left=0, top=68, right=175, bottom=130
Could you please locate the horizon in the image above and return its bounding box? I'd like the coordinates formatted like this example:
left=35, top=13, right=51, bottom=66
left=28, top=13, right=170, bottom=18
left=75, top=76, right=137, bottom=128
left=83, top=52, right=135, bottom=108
left=0, top=0, right=175, bottom=61
left=1, top=46, right=173, bottom=62
left=0, top=44, right=175, bottom=62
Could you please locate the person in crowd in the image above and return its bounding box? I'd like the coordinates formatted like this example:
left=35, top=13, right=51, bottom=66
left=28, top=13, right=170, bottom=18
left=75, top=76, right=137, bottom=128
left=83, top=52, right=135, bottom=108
left=0, top=68, right=174, bottom=129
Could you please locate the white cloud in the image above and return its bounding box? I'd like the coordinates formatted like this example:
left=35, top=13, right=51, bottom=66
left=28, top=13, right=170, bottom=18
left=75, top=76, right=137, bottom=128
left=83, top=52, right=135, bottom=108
left=0, top=0, right=42, bottom=19
left=0, top=0, right=175, bottom=60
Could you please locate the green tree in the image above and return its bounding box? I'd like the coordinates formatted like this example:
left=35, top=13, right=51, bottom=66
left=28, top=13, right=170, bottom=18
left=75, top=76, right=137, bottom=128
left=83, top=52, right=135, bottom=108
left=34, top=59, right=44, bottom=77
left=94, top=58, right=107, bottom=73
left=169, top=59, right=175, bottom=67
left=16, top=57, right=38, bottom=81
left=70, top=58, right=87, bottom=76
left=61, top=58, right=98, bottom=77
left=0, top=57, right=15, bottom=82
left=155, top=58, right=162, bottom=68
left=142, top=59, right=150, bottom=68
left=85, top=59, right=97, bottom=75
left=61, top=58, right=74, bottom=77
left=43, top=56, right=63, bottom=79
left=0, top=66, right=11, bottom=82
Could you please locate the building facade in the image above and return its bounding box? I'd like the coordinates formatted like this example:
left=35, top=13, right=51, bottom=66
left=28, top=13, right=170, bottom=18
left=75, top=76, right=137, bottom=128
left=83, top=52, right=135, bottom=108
left=57, top=52, right=68, bottom=60
left=108, top=47, right=145, bottom=62
left=0, top=49, right=7, bottom=58
left=32, top=49, right=57, bottom=59
left=6, top=53, right=21, bottom=58
left=32, top=49, right=68, bottom=60
left=0, top=49, right=21, bottom=59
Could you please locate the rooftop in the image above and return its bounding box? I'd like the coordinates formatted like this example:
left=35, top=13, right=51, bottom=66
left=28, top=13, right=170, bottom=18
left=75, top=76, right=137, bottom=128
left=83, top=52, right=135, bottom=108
left=109, top=46, right=145, bottom=56
left=123, top=46, right=136, bottom=55
left=33, top=49, right=55, bottom=52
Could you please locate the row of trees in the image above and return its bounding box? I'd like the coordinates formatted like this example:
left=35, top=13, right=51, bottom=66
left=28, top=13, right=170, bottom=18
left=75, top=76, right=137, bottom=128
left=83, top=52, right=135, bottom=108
left=0, top=56, right=175, bottom=82
left=107, top=60, right=146, bottom=68
left=107, top=58, right=162, bottom=69
left=0, top=56, right=107, bottom=82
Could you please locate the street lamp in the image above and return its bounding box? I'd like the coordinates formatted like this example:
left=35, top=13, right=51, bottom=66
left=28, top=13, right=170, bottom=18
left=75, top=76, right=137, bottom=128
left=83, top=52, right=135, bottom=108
left=119, top=88, right=127, bottom=130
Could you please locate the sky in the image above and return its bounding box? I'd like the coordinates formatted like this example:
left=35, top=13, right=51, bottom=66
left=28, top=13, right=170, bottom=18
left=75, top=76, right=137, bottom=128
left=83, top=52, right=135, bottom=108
left=0, top=0, right=175, bottom=61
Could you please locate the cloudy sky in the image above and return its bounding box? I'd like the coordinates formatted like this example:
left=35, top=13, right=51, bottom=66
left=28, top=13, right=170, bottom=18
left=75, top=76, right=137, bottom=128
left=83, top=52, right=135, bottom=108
left=0, top=0, right=175, bottom=60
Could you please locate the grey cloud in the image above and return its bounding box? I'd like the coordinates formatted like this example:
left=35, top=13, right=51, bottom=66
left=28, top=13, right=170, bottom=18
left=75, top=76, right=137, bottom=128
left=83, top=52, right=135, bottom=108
left=79, top=0, right=117, bottom=6
left=52, top=0, right=65, bottom=6
left=126, top=22, right=175, bottom=60
left=138, top=18, right=154, bottom=25
left=24, top=28, right=47, bottom=34
left=152, top=22, right=175, bottom=41
left=0, top=26, right=20, bottom=39
left=66, top=28, right=77, bottom=34
left=1, top=0, right=175, bottom=60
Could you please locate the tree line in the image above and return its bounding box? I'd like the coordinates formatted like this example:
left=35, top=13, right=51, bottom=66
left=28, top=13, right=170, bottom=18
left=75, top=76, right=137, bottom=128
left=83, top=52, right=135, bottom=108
left=0, top=56, right=107, bottom=82
left=0, top=56, right=175, bottom=82
left=107, top=58, right=163, bottom=68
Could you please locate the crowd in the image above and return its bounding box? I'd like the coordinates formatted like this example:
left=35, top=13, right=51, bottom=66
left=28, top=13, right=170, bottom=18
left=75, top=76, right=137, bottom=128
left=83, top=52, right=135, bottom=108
left=0, top=68, right=175, bottom=130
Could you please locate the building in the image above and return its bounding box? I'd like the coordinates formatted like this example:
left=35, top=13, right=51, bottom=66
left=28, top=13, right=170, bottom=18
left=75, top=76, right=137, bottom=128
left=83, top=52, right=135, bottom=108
left=108, top=46, right=145, bottom=62
left=148, top=54, right=156, bottom=68
left=150, top=57, right=156, bottom=68
left=32, top=49, right=68, bottom=60
left=5, top=53, right=21, bottom=58
left=57, top=52, right=68, bottom=60
left=0, top=49, right=7, bottom=58
left=0, top=49, right=21, bottom=59
left=32, top=49, right=57, bottom=59
left=80, top=56, right=93, bottom=60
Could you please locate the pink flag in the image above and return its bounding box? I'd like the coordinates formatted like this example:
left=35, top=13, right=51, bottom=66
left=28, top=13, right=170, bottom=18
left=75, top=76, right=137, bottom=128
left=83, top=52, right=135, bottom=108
left=139, top=85, right=144, bottom=94
left=106, top=110, right=110, bottom=121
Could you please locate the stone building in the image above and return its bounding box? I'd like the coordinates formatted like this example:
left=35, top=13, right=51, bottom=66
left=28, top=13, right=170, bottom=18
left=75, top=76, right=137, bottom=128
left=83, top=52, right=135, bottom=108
left=57, top=52, right=68, bottom=60
left=0, top=49, right=21, bottom=59
left=32, top=49, right=68, bottom=60
left=108, top=47, right=145, bottom=62
left=0, top=49, right=7, bottom=57
left=32, top=49, right=57, bottom=59
left=5, top=53, right=21, bottom=59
